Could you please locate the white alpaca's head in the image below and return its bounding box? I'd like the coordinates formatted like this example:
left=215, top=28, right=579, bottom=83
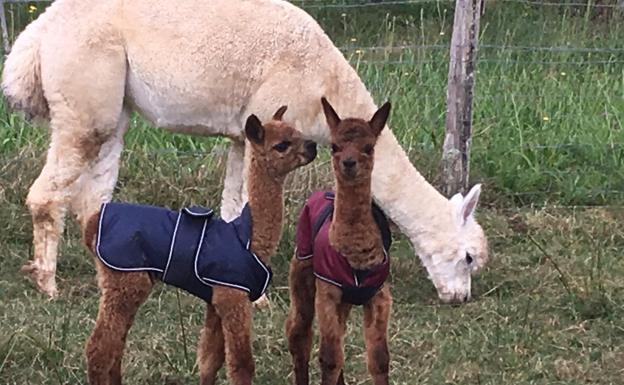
left=419, top=184, right=488, bottom=304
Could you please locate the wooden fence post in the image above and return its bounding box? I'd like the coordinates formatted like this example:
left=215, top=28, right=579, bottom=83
left=0, top=0, right=10, bottom=54
left=441, top=0, right=482, bottom=197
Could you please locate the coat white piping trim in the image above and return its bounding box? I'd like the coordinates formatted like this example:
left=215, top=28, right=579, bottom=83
left=192, top=228, right=270, bottom=295
left=162, top=211, right=183, bottom=281
left=183, top=207, right=214, bottom=216
left=297, top=254, right=314, bottom=261
left=245, top=239, right=272, bottom=295
left=314, top=272, right=343, bottom=288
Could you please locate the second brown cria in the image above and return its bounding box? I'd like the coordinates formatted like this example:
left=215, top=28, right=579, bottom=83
left=286, top=97, right=393, bottom=385
left=82, top=106, right=317, bottom=385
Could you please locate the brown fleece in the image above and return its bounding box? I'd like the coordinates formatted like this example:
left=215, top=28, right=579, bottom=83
left=286, top=98, right=392, bottom=385
left=285, top=257, right=316, bottom=385
left=82, top=108, right=316, bottom=385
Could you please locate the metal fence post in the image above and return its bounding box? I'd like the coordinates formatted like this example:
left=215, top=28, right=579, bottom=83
left=442, top=0, right=482, bottom=197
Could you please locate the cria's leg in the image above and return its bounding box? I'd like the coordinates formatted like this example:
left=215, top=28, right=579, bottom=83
left=24, top=46, right=127, bottom=297
left=71, top=107, right=130, bottom=230
left=197, top=303, right=225, bottom=385
left=212, top=287, right=254, bottom=385
left=85, top=262, right=153, bottom=385
left=315, top=280, right=351, bottom=385
left=220, top=140, right=246, bottom=222
left=363, top=286, right=392, bottom=385
left=285, top=258, right=316, bottom=385
left=110, top=355, right=123, bottom=385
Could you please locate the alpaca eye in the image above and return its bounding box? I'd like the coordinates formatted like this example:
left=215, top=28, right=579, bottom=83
left=273, top=141, right=291, bottom=152
left=331, top=144, right=340, bottom=154
left=363, top=144, right=374, bottom=155
left=466, top=253, right=474, bottom=265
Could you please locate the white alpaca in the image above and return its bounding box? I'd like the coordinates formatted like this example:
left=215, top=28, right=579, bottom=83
left=3, top=0, right=488, bottom=303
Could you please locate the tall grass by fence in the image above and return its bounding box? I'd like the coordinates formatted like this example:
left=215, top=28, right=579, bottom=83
left=0, top=0, right=622, bottom=206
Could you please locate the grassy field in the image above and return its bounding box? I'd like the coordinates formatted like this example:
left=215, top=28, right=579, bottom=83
left=1, top=1, right=624, bottom=384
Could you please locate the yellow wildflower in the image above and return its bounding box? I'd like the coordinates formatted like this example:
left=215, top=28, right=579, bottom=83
left=28, top=5, right=37, bottom=13
left=542, top=116, right=550, bottom=122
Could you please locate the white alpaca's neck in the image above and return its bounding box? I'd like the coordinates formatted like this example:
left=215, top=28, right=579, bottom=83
left=321, top=62, right=456, bottom=259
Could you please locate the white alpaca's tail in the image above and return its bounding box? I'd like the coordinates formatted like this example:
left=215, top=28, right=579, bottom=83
left=2, top=16, right=48, bottom=120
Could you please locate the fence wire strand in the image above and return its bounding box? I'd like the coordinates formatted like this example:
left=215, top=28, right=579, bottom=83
left=338, top=43, right=624, bottom=53
left=294, top=0, right=623, bottom=9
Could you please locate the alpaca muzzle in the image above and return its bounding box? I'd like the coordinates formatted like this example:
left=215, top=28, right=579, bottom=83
left=303, top=140, right=317, bottom=163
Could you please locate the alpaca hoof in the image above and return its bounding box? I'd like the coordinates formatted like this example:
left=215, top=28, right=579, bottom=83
left=20, top=262, right=58, bottom=298
left=252, top=294, right=270, bottom=309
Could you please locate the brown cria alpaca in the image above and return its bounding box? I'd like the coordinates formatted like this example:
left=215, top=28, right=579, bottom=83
left=286, top=97, right=392, bottom=385
left=82, top=106, right=317, bottom=385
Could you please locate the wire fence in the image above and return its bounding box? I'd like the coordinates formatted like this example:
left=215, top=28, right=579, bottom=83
left=294, top=0, right=624, bottom=8
left=1, top=0, right=622, bottom=207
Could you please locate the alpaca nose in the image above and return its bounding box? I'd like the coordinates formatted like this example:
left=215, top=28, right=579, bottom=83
left=342, top=159, right=356, bottom=168
left=304, top=140, right=317, bottom=155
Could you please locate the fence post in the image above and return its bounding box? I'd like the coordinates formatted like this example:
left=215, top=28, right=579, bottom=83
left=0, top=0, right=9, bottom=54
left=441, top=0, right=482, bottom=197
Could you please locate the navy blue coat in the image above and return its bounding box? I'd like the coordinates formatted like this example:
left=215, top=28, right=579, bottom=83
left=95, top=202, right=272, bottom=302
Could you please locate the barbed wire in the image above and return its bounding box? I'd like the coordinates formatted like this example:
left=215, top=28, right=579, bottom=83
left=354, top=58, right=624, bottom=65
left=295, top=0, right=623, bottom=9
left=298, top=0, right=445, bottom=8
left=510, top=189, right=624, bottom=196
left=519, top=142, right=624, bottom=149
left=489, top=203, right=624, bottom=213
left=499, top=0, right=623, bottom=8
left=338, top=43, right=624, bottom=53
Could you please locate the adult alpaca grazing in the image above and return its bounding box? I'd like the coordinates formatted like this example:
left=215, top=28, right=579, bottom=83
left=83, top=110, right=317, bottom=385
left=3, top=0, right=488, bottom=302
left=287, top=98, right=394, bottom=385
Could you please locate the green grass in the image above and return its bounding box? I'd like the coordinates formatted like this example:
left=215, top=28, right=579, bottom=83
left=2, top=149, right=624, bottom=384
left=1, top=2, right=624, bottom=384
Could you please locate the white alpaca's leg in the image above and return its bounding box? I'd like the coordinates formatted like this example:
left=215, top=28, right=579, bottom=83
left=70, top=108, right=130, bottom=229
left=24, top=42, right=127, bottom=297
left=241, top=143, right=251, bottom=207
left=24, top=125, right=112, bottom=297
left=220, top=140, right=245, bottom=222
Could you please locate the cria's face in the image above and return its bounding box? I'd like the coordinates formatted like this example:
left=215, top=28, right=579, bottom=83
left=244, top=106, right=317, bottom=178
left=320, top=97, right=391, bottom=185
left=421, top=184, right=489, bottom=304
left=262, top=121, right=318, bottom=176
left=330, top=120, right=378, bottom=183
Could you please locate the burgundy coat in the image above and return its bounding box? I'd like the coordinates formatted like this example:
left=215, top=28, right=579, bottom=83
left=295, top=191, right=391, bottom=305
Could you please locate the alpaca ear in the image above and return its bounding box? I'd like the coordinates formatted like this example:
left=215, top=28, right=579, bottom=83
left=273, top=105, right=288, bottom=121
left=321, top=97, right=341, bottom=130
left=245, top=114, right=264, bottom=145
left=453, top=184, right=482, bottom=225
left=369, top=101, right=391, bottom=137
